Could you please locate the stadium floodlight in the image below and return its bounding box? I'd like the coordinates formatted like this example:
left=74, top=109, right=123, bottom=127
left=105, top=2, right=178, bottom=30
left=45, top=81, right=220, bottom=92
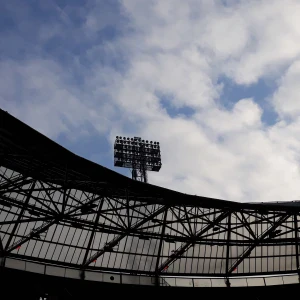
left=114, top=136, right=162, bottom=183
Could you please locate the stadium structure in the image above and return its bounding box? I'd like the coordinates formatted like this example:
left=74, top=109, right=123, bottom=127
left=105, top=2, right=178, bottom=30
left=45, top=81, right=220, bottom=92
left=1, top=108, right=300, bottom=299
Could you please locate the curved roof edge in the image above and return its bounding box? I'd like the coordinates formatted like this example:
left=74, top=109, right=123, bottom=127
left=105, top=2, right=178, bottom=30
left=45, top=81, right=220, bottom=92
left=1, top=108, right=299, bottom=211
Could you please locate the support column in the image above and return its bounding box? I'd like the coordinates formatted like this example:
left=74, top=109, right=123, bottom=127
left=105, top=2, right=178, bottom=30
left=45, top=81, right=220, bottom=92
left=0, top=154, right=6, bottom=274
left=225, top=278, right=231, bottom=288
left=155, top=208, right=168, bottom=286
left=225, top=213, right=231, bottom=277
left=294, top=214, right=300, bottom=283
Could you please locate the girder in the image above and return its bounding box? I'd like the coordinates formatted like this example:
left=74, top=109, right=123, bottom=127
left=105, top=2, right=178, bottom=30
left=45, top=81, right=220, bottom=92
left=155, top=208, right=168, bottom=274
left=225, top=213, right=231, bottom=277
left=0, top=175, right=33, bottom=193
left=1, top=108, right=300, bottom=279
left=81, top=196, right=105, bottom=266
left=294, top=214, right=299, bottom=270
left=4, top=181, right=37, bottom=250
left=0, top=235, right=3, bottom=254
left=227, top=214, right=290, bottom=274
left=157, top=210, right=231, bottom=273
left=82, top=205, right=168, bottom=268
left=7, top=219, right=57, bottom=252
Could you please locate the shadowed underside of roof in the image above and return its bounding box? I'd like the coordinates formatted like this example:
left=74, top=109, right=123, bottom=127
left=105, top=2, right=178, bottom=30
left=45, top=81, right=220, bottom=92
left=1, top=108, right=300, bottom=280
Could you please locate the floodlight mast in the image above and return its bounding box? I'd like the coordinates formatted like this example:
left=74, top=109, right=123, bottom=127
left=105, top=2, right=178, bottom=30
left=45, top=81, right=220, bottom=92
left=114, top=136, right=162, bottom=183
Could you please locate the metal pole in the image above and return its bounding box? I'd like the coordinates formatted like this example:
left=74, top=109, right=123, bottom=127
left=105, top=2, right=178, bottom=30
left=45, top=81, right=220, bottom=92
left=155, top=207, right=168, bottom=286
left=294, top=214, right=300, bottom=282
left=225, top=213, right=231, bottom=279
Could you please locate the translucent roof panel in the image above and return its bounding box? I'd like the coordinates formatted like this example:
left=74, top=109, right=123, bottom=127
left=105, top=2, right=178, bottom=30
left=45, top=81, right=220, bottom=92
left=1, top=108, right=300, bottom=278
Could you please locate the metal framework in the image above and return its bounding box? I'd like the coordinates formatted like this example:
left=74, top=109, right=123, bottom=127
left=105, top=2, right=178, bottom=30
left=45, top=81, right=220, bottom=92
left=114, top=136, right=161, bottom=183
left=1, top=109, right=300, bottom=285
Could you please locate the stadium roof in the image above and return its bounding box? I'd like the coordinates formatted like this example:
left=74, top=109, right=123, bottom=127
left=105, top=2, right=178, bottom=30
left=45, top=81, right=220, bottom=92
left=1, top=108, right=300, bottom=279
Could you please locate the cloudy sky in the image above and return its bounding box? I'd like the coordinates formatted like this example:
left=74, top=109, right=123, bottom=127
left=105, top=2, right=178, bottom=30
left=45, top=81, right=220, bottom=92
left=1, top=0, right=300, bottom=203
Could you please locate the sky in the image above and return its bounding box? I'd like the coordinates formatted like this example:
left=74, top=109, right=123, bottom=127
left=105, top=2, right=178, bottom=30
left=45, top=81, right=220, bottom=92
left=1, top=0, right=300, bottom=203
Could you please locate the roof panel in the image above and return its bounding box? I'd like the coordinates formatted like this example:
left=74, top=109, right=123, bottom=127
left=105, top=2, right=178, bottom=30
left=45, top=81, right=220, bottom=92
left=1, top=108, right=300, bottom=278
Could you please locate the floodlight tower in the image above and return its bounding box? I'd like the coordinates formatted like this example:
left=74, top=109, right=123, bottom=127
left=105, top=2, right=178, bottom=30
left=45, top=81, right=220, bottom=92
left=114, top=136, right=162, bottom=183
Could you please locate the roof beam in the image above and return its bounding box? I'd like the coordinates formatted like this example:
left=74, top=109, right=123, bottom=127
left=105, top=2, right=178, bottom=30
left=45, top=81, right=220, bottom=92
left=157, top=210, right=231, bottom=273
left=227, top=214, right=290, bottom=274
left=39, top=181, right=60, bottom=213
left=0, top=216, right=52, bottom=226
left=7, top=219, right=56, bottom=252
left=225, top=213, right=231, bottom=276
left=155, top=208, right=168, bottom=275
left=0, top=235, right=3, bottom=254
left=0, top=174, right=33, bottom=193
left=82, top=205, right=168, bottom=268
left=294, top=214, right=299, bottom=270
left=183, top=206, right=194, bottom=236
left=4, top=181, right=36, bottom=250
left=6, top=194, right=104, bottom=252
left=81, top=197, right=105, bottom=266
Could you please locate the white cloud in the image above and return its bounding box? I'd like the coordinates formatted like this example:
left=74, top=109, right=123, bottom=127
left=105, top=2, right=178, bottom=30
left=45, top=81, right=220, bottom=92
left=0, top=59, right=112, bottom=139
left=221, top=0, right=300, bottom=84
left=121, top=0, right=300, bottom=85
left=103, top=0, right=300, bottom=202
left=3, top=0, right=300, bottom=203
left=272, top=60, right=300, bottom=119
left=196, top=98, right=263, bottom=135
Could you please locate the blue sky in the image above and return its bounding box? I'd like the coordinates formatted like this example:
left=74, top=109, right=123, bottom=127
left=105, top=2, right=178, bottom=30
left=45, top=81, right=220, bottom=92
left=2, top=0, right=300, bottom=202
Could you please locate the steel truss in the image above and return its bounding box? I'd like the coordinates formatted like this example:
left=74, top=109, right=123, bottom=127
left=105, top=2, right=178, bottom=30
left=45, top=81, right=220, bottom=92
left=1, top=109, right=300, bottom=284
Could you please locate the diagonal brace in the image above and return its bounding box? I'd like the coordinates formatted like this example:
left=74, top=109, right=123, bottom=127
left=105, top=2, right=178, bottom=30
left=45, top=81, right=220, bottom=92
left=82, top=205, right=168, bottom=268
left=6, top=195, right=104, bottom=252
left=227, top=214, right=290, bottom=274
left=157, top=210, right=231, bottom=273
left=81, top=197, right=105, bottom=266
left=7, top=219, right=57, bottom=252
left=4, top=181, right=36, bottom=250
